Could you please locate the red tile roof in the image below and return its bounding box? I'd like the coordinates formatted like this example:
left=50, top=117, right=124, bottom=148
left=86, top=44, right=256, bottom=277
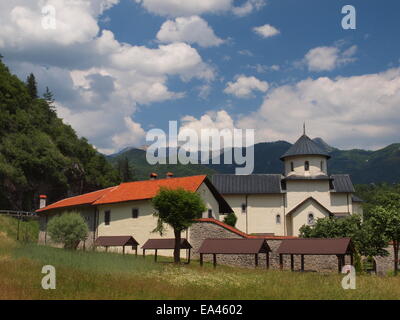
left=36, top=175, right=207, bottom=213
left=195, top=218, right=296, bottom=240
left=93, top=175, right=207, bottom=205
left=36, top=187, right=116, bottom=213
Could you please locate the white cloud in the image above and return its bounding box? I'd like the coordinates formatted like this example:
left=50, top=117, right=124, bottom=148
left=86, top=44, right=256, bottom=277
left=253, top=24, right=280, bottom=38
left=248, top=64, right=280, bottom=73
left=0, top=1, right=214, bottom=153
left=197, top=84, right=212, bottom=99
left=135, top=0, right=232, bottom=17
left=304, top=45, right=357, bottom=72
left=183, top=68, right=400, bottom=150
left=224, top=75, right=269, bottom=98
left=232, top=0, right=266, bottom=17
left=237, top=68, right=400, bottom=149
left=156, top=16, right=224, bottom=48
left=179, top=110, right=241, bottom=150
left=238, top=49, right=253, bottom=57
left=112, top=117, right=146, bottom=151
left=135, top=0, right=265, bottom=17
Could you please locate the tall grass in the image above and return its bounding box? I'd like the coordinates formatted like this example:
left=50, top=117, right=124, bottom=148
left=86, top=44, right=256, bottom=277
left=0, top=215, right=38, bottom=243
left=1, top=217, right=400, bottom=300
left=13, top=244, right=163, bottom=275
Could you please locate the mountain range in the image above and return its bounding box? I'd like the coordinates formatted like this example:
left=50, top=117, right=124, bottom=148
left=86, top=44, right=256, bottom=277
left=108, top=139, right=400, bottom=184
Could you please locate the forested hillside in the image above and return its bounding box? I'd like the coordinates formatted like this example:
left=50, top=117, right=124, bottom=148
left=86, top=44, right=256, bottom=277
left=108, top=148, right=216, bottom=181
left=0, top=58, right=120, bottom=211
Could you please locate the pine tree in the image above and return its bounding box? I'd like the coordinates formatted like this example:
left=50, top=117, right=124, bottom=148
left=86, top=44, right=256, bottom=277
left=118, top=157, right=133, bottom=182
left=43, top=86, right=55, bottom=112
left=43, top=86, right=54, bottom=103
left=26, top=73, right=38, bottom=99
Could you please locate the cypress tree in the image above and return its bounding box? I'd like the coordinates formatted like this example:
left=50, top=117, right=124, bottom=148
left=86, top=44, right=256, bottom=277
left=26, top=73, right=38, bottom=99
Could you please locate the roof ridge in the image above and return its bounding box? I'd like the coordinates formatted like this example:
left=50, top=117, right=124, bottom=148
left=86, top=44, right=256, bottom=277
left=94, top=185, right=119, bottom=203
left=195, top=218, right=296, bottom=240
left=119, top=174, right=207, bottom=185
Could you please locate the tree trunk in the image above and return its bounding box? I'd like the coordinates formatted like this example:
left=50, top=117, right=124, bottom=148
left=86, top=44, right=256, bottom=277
left=394, top=240, right=399, bottom=276
left=174, top=229, right=181, bottom=264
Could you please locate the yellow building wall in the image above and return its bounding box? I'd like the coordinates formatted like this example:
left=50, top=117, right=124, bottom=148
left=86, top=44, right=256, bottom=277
left=96, top=182, right=221, bottom=256
left=284, top=155, right=328, bottom=176
left=223, top=179, right=356, bottom=237
left=330, top=193, right=351, bottom=213
left=290, top=201, right=331, bottom=236
left=286, top=180, right=331, bottom=212
left=352, top=202, right=363, bottom=215
left=221, top=194, right=285, bottom=235
left=197, top=182, right=220, bottom=220
left=221, top=194, right=247, bottom=232
left=247, top=194, right=285, bottom=235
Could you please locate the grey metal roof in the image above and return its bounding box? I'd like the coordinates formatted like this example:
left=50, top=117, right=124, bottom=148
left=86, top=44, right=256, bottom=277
left=330, top=174, right=355, bottom=193
left=211, top=174, right=283, bottom=194
left=280, top=134, right=330, bottom=160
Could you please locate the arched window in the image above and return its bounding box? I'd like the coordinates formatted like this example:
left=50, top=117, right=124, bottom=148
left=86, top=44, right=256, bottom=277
left=307, top=213, right=314, bottom=225
left=290, top=162, right=294, bottom=172
left=304, top=161, right=310, bottom=171
left=276, top=214, right=281, bottom=224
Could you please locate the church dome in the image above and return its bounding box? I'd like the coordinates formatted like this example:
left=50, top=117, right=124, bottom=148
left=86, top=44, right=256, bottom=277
left=280, top=134, right=331, bottom=160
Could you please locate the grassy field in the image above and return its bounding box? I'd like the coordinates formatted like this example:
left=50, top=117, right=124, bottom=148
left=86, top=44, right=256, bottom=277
left=0, top=216, right=400, bottom=300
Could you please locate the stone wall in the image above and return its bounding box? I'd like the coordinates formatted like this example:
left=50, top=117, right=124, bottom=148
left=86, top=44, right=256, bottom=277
left=38, top=207, right=97, bottom=250
left=375, top=247, right=397, bottom=276
left=189, top=220, right=351, bottom=272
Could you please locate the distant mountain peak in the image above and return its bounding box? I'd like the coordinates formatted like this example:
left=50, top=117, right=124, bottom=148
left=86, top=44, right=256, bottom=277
left=312, top=137, right=336, bottom=153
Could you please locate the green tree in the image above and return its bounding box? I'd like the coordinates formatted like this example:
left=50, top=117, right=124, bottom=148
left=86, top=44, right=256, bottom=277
left=117, top=157, right=133, bottom=182
left=368, top=193, right=400, bottom=274
left=152, top=187, right=206, bottom=263
left=43, top=86, right=56, bottom=112
left=26, top=73, right=38, bottom=99
left=223, top=212, right=237, bottom=227
left=299, top=214, right=387, bottom=272
left=47, top=212, right=88, bottom=249
left=0, top=59, right=120, bottom=210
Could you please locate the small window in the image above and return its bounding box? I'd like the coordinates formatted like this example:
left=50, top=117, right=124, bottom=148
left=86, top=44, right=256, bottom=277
left=208, top=209, right=213, bottom=218
left=104, top=210, right=111, bottom=226
left=132, top=208, right=139, bottom=219
left=241, top=203, right=246, bottom=214
left=307, top=213, right=314, bottom=225
left=290, top=162, right=294, bottom=172
left=320, top=161, right=324, bottom=171
left=276, top=214, right=281, bottom=224
left=305, top=161, right=310, bottom=171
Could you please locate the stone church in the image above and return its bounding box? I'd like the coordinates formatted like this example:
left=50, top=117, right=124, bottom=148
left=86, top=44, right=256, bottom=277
left=212, top=132, right=363, bottom=236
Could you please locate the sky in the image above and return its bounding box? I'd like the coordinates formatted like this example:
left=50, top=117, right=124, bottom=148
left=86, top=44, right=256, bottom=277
left=1, top=0, right=400, bottom=154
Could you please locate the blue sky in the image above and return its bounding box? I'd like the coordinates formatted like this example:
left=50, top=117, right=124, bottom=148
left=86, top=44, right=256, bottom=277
left=2, top=0, right=400, bottom=153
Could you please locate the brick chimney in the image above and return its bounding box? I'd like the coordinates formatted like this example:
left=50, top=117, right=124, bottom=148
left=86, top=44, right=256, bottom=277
left=150, top=173, right=158, bottom=180
left=166, top=172, right=174, bottom=179
left=39, top=195, right=47, bottom=209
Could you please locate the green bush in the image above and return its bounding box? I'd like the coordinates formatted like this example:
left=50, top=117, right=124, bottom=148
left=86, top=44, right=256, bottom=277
left=47, top=212, right=88, bottom=249
left=223, top=212, right=238, bottom=227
